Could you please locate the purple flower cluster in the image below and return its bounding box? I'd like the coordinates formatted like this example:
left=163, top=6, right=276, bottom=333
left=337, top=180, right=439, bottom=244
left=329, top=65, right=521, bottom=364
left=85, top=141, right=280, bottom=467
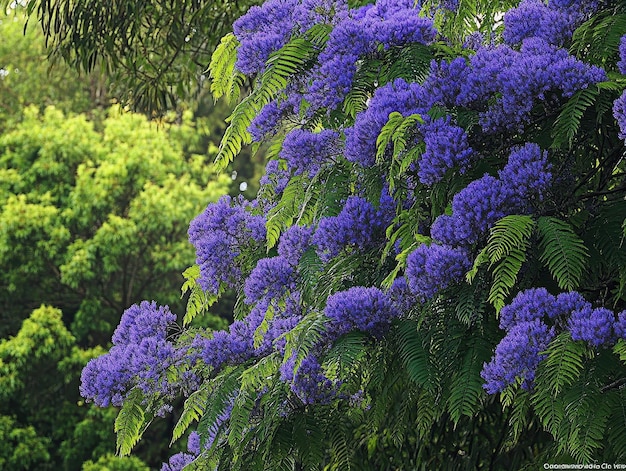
left=619, top=35, right=626, bottom=75
left=259, top=160, right=291, bottom=200
left=160, top=452, right=195, bottom=471
left=431, top=176, right=513, bottom=247
left=188, top=196, right=266, bottom=294
left=401, top=144, right=550, bottom=304
left=483, top=288, right=626, bottom=393
left=233, top=0, right=299, bottom=75
left=568, top=306, right=616, bottom=347
left=277, top=225, right=314, bottom=266
left=305, top=0, right=436, bottom=111
left=344, top=78, right=433, bottom=167
left=244, top=256, right=296, bottom=304
left=280, top=354, right=336, bottom=404
left=482, top=319, right=555, bottom=394
left=280, top=128, right=340, bottom=177
left=613, top=91, right=626, bottom=141
left=324, top=286, right=399, bottom=338
left=417, top=117, right=474, bottom=185
left=248, top=97, right=300, bottom=142
left=455, top=39, right=606, bottom=132
left=405, top=243, right=471, bottom=301
left=503, top=0, right=580, bottom=47
left=431, top=143, right=552, bottom=247
left=80, top=302, right=179, bottom=407
left=313, top=194, right=394, bottom=261
left=195, top=291, right=305, bottom=372
left=196, top=320, right=256, bottom=371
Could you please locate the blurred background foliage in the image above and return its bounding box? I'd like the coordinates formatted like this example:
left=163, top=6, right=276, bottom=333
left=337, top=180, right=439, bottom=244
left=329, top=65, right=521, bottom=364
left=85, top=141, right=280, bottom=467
left=0, top=2, right=261, bottom=469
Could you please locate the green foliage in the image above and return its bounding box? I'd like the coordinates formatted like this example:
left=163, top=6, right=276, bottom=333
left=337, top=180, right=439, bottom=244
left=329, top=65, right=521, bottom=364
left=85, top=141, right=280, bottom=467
left=537, top=216, right=589, bottom=291
left=0, top=105, right=230, bottom=340
left=115, top=389, right=149, bottom=457
left=213, top=25, right=330, bottom=170
left=0, top=0, right=260, bottom=115
left=0, top=415, right=51, bottom=471
left=81, top=454, right=149, bottom=471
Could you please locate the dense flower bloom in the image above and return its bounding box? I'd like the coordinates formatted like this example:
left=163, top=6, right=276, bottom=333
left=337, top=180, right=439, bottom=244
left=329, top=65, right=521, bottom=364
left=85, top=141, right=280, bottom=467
left=249, top=97, right=299, bottom=142
left=431, top=143, right=553, bottom=247
left=430, top=175, right=513, bottom=246
left=324, top=286, right=399, bottom=338
left=498, top=143, right=552, bottom=205
left=417, top=117, right=474, bottom=185
left=405, top=243, right=471, bottom=300
left=80, top=302, right=179, bottom=407
left=305, top=0, right=435, bottom=111
left=499, top=288, right=556, bottom=331
left=280, top=354, right=336, bottom=404
left=313, top=194, right=392, bottom=261
left=280, top=128, right=340, bottom=177
left=199, top=321, right=254, bottom=369
left=568, top=306, right=615, bottom=347
left=277, top=225, right=314, bottom=265
left=233, top=0, right=298, bottom=74
left=503, top=0, right=576, bottom=47
left=457, top=39, right=606, bottom=132
left=244, top=256, right=296, bottom=304
left=189, top=196, right=266, bottom=294
left=344, top=78, right=433, bottom=167
left=619, top=35, right=626, bottom=75
left=160, top=452, right=195, bottom=471
left=481, top=319, right=555, bottom=393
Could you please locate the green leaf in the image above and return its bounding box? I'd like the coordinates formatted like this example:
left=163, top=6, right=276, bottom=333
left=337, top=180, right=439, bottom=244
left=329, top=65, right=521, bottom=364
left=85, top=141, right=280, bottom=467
left=114, top=389, right=147, bottom=456
left=551, top=87, right=600, bottom=149
left=537, top=216, right=589, bottom=291
left=181, top=265, right=220, bottom=326
left=539, top=332, right=586, bottom=397
left=446, top=336, right=490, bottom=425
left=395, top=320, right=434, bottom=390
left=171, top=386, right=209, bottom=445
left=209, top=33, right=243, bottom=103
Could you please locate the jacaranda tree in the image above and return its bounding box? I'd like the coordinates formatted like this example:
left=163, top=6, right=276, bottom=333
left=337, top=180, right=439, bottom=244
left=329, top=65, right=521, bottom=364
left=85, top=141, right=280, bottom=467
left=81, top=0, right=626, bottom=468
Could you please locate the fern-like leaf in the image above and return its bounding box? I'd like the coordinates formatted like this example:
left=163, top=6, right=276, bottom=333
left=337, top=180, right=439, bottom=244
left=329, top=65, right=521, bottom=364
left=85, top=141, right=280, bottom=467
left=486, top=215, right=535, bottom=262
left=395, top=320, right=434, bottom=390
left=538, top=332, right=586, bottom=397
left=446, top=336, right=491, bottom=425
left=487, top=247, right=527, bottom=313
left=551, top=87, right=599, bottom=149
left=114, top=389, right=147, bottom=456
left=181, top=265, right=220, bottom=326
left=537, top=216, right=589, bottom=291
left=171, top=385, right=209, bottom=445
left=209, top=33, right=244, bottom=103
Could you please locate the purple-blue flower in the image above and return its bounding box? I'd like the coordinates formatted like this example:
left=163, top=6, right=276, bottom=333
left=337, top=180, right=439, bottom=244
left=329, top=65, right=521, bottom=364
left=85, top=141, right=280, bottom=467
left=324, top=286, right=399, bottom=338
left=280, top=128, right=340, bottom=177
left=481, top=319, right=555, bottom=394
left=344, top=78, right=433, bottom=167
left=189, top=196, right=266, bottom=294
left=405, top=243, right=471, bottom=301
left=80, top=302, right=180, bottom=407
left=568, top=306, right=615, bottom=347
left=313, top=195, right=392, bottom=261
left=278, top=225, right=314, bottom=266
left=417, top=117, right=474, bottom=185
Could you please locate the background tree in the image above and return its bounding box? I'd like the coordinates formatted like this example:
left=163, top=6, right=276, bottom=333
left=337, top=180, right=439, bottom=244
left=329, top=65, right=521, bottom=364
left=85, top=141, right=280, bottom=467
left=80, top=0, right=626, bottom=469
left=1, top=0, right=260, bottom=115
